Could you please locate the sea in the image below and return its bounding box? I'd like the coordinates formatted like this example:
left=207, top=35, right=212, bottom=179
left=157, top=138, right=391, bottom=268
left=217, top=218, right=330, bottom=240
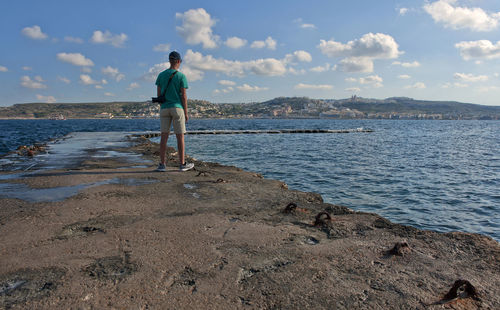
left=0, top=118, right=499, bottom=241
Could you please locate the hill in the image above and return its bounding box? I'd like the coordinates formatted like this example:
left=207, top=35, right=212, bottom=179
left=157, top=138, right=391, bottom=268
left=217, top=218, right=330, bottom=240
left=0, top=97, right=499, bottom=120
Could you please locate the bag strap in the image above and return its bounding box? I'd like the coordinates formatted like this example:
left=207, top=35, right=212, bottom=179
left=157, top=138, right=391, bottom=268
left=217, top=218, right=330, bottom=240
left=161, top=70, right=178, bottom=96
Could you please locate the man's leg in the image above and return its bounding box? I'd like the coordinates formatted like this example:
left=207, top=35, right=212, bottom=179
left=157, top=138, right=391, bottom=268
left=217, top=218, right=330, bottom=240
left=175, top=133, right=184, bottom=164
left=160, top=133, right=169, bottom=165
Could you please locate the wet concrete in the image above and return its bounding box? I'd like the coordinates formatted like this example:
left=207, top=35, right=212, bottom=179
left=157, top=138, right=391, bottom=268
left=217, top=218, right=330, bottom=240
left=0, top=267, right=65, bottom=309
left=0, top=178, right=157, bottom=203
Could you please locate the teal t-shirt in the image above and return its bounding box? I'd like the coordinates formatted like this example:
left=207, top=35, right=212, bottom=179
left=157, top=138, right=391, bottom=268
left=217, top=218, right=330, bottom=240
left=155, top=69, right=188, bottom=109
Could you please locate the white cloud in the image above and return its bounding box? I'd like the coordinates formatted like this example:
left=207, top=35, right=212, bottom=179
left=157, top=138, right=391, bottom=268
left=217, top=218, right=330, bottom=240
left=392, top=61, right=421, bottom=68
left=294, top=83, right=333, bottom=90
left=288, top=67, right=306, bottom=75
left=184, top=49, right=287, bottom=77
left=318, top=33, right=401, bottom=59
left=338, top=57, right=374, bottom=73
left=176, top=8, right=219, bottom=49
left=424, top=0, right=500, bottom=31
left=477, top=86, right=499, bottom=92
left=223, top=87, right=234, bottom=93
left=405, top=82, right=426, bottom=89
left=359, top=75, right=383, bottom=88
left=225, top=37, right=247, bottom=49
left=0, top=66, right=8, bottom=72
left=236, top=84, right=269, bottom=92
left=81, top=67, right=92, bottom=73
left=148, top=49, right=305, bottom=82
left=21, top=25, right=48, bottom=40
left=95, top=85, right=103, bottom=89
left=284, top=50, right=312, bottom=63
left=310, top=63, right=331, bottom=73
left=398, top=74, right=411, bottom=79
left=104, top=92, right=115, bottom=97
left=64, top=36, right=83, bottom=44
left=249, top=58, right=287, bottom=75
left=91, top=30, right=128, bottom=48
left=36, top=94, right=56, bottom=103
left=181, top=66, right=205, bottom=82
left=455, top=40, right=500, bottom=60
left=21, top=76, right=47, bottom=89
left=79, top=74, right=99, bottom=85
left=300, top=23, right=316, bottom=29
left=153, top=43, right=171, bottom=52
left=250, top=41, right=266, bottom=49
left=345, top=87, right=361, bottom=92
left=58, top=76, right=71, bottom=84
left=346, top=75, right=383, bottom=88
left=57, top=53, right=94, bottom=67
left=127, top=82, right=140, bottom=90
left=102, top=66, right=125, bottom=82
left=495, top=73, right=499, bottom=77
left=22, top=66, right=32, bottom=71
left=448, top=81, right=467, bottom=89
left=399, top=8, right=409, bottom=16
left=319, top=33, right=401, bottom=73
left=218, top=80, right=236, bottom=86
left=454, top=72, right=488, bottom=82
left=250, top=36, right=277, bottom=50
left=294, top=18, right=316, bottom=29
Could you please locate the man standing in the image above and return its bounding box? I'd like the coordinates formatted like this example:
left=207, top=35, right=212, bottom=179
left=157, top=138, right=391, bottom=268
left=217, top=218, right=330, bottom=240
left=155, top=51, right=194, bottom=172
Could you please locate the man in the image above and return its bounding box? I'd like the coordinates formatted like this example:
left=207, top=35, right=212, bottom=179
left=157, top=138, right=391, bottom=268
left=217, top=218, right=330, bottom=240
left=155, top=51, right=194, bottom=172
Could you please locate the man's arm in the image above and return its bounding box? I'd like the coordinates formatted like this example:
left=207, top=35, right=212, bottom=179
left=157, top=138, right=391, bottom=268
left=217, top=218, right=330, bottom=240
left=180, top=87, right=188, bottom=122
left=157, top=86, right=161, bottom=97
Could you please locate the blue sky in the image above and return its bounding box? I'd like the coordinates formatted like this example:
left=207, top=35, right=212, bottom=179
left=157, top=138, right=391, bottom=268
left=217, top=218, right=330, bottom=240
left=1, top=0, right=500, bottom=106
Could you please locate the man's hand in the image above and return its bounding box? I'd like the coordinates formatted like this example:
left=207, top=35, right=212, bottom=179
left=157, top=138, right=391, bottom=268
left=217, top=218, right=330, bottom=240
left=185, top=113, right=189, bottom=122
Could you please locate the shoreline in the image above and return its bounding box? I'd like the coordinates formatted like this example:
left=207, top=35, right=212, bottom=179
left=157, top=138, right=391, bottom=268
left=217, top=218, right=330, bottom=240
left=0, top=134, right=499, bottom=308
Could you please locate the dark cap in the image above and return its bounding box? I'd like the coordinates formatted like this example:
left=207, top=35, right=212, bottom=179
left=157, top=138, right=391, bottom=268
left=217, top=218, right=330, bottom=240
left=169, top=51, right=181, bottom=61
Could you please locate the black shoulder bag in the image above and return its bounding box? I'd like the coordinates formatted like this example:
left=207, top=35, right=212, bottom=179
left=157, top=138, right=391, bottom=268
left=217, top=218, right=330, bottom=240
left=156, top=70, right=178, bottom=104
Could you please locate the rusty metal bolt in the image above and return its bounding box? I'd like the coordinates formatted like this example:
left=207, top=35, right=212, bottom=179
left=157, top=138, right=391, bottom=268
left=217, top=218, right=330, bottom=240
left=388, top=241, right=411, bottom=256
left=314, top=211, right=332, bottom=227
left=443, top=279, right=480, bottom=301
left=282, top=203, right=298, bottom=214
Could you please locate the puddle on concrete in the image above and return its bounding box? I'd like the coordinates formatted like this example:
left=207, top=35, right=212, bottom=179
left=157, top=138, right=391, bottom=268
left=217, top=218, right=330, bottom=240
left=183, top=184, right=197, bottom=190
left=305, top=236, right=320, bottom=245
left=1, top=132, right=152, bottom=172
left=117, top=165, right=150, bottom=170
left=0, top=267, right=65, bottom=308
left=0, top=178, right=158, bottom=203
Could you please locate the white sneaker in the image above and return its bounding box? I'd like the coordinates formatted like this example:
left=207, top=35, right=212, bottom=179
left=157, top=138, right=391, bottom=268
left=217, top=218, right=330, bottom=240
left=156, top=163, right=166, bottom=172
left=179, top=162, right=194, bottom=172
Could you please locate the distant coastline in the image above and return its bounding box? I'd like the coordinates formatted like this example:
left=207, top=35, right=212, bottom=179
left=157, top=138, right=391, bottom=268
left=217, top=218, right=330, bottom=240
left=1, top=96, right=499, bottom=120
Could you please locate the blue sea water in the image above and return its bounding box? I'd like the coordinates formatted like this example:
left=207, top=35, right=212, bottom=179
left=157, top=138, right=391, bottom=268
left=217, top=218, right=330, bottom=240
left=0, top=119, right=499, bottom=241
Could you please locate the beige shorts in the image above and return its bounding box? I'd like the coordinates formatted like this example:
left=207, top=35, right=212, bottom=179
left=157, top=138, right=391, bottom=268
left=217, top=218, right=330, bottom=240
left=160, top=108, right=186, bottom=134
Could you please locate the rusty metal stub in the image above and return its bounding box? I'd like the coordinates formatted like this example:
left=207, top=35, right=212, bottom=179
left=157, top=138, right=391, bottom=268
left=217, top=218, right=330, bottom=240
left=387, top=241, right=411, bottom=256
left=443, top=279, right=480, bottom=301
left=282, top=203, right=298, bottom=214
left=314, top=211, right=332, bottom=227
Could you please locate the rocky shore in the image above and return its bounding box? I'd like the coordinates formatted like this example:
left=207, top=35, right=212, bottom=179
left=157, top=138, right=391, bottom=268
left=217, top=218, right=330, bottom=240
left=0, top=136, right=499, bottom=309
